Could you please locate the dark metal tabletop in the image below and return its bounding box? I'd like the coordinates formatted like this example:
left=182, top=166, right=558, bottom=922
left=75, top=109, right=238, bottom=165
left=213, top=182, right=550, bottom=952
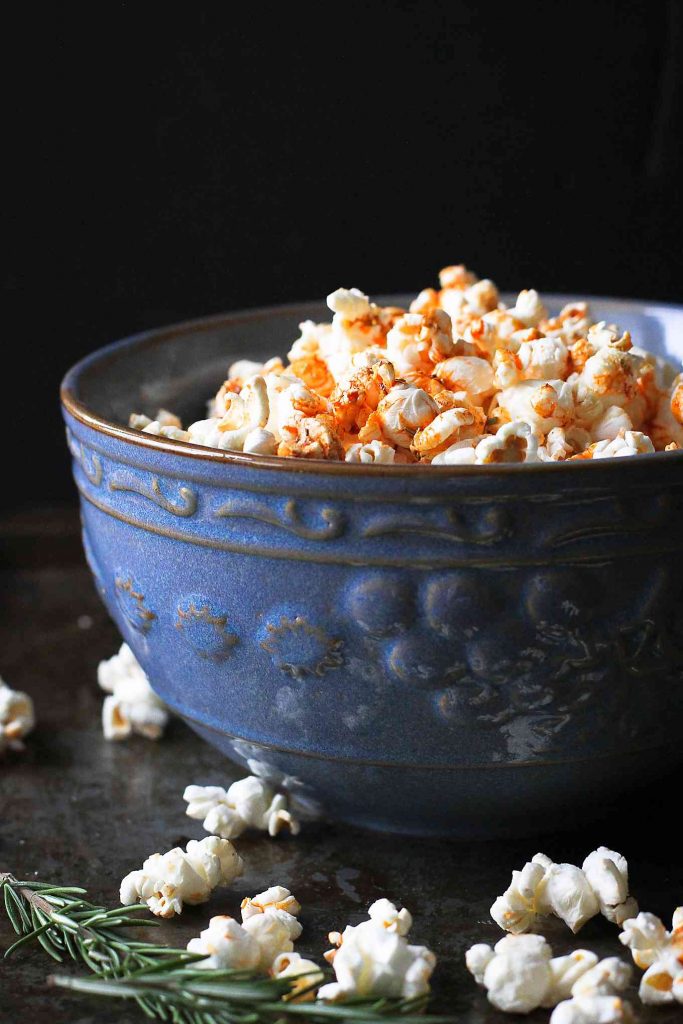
left=0, top=509, right=680, bottom=1022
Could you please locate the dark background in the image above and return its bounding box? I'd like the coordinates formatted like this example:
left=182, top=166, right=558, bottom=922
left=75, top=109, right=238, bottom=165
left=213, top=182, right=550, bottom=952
left=5, top=1, right=682, bottom=511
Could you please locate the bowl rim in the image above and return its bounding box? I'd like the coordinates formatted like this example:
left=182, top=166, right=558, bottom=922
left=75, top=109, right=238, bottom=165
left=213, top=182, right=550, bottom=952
left=61, top=294, right=683, bottom=478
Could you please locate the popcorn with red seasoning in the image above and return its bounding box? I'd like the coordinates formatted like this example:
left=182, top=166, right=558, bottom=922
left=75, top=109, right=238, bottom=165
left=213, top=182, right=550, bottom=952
left=127, top=266, right=680, bottom=465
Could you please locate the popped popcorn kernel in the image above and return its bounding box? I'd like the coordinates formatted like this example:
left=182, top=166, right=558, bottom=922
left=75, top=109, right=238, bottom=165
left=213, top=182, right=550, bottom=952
left=183, top=776, right=300, bottom=839
left=0, top=678, right=35, bottom=754
left=319, top=900, right=435, bottom=1003
left=120, top=835, right=243, bottom=917
left=97, top=643, right=168, bottom=741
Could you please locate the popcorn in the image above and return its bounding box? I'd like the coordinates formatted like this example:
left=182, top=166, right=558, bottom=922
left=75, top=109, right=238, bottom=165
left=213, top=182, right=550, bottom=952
left=186, top=915, right=260, bottom=970
left=319, top=901, right=435, bottom=1003
left=345, top=440, right=396, bottom=463
left=241, top=885, right=302, bottom=941
left=491, top=852, right=600, bottom=934
left=581, top=848, right=638, bottom=925
left=97, top=643, right=168, bottom=741
left=474, top=420, right=540, bottom=464
left=550, top=994, right=634, bottom=1023
left=243, top=428, right=277, bottom=455
left=128, top=269, right=680, bottom=465
left=242, top=911, right=297, bottom=972
left=508, top=289, right=547, bottom=327
left=466, top=936, right=631, bottom=1016
left=367, top=898, right=413, bottom=936
left=590, top=430, right=655, bottom=459
left=359, top=384, right=439, bottom=449
left=183, top=776, right=300, bottom=839
left=327, top=287, right=371, bottom=322
left=120, top=835, right=243, bottom=917
left=639, top=951, right=683, bottom=1005
left=271, top=951, right=324, bottom=1002
left=385, top=309, right=454, bottom=375
left=550, top=958, right=633, bottom=1024
left=619, top=907, right=683, bottom=970
left=188, top=375, right=269, bottom=452
left=0, top=678, right=35, bottom=753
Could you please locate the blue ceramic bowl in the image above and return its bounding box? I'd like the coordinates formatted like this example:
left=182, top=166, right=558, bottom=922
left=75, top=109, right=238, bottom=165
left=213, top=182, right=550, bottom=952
left=61, top=295, right=683, bottom=837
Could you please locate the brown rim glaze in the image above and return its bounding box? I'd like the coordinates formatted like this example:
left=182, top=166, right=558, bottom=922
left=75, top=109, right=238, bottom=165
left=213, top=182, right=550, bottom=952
left=61, top=297, right=683, bottom=477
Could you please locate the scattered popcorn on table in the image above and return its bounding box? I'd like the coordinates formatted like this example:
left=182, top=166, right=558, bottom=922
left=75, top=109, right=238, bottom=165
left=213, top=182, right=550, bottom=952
left=128, top=266, right=683, bottom=463
left=318, top=900, right=436, bottom=1003
left=183, top=776, right=300, bottom=839
left=619, top=906, right=683, bottom=1004
left=97, top=643, right=168, bottom=741
left=119, top=835, right=243, bottom=918
left=0, top=677, right=35, bottom=754
left=491, top=848, right=635, bottom=934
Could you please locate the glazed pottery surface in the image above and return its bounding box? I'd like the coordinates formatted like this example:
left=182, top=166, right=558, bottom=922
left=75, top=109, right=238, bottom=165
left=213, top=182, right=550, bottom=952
left=61, top=295, right=683, bottom=836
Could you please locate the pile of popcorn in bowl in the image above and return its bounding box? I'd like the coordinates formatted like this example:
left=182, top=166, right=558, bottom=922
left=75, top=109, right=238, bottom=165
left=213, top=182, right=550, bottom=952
left=129, top=264, right=683, bottom=465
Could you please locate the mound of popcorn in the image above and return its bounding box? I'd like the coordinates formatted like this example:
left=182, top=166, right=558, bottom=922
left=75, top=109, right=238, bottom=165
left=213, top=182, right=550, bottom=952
left=129, top=267, right=683, bottom=464
left=0, top=677, right=35, bottom=754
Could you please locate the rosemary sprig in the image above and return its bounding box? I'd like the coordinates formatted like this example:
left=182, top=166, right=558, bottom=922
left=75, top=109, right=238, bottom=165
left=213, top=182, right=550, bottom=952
left=2, top=871, right=456, bottom=1024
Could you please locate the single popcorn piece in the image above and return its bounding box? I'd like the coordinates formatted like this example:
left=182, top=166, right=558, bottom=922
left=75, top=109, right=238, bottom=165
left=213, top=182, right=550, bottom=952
left=639, top=950, right=683, bottom=1005
left=272, top=951, right=324, bottom=1002
left=581, top=848, right=638, bottom=925
left=589, top=430, right=655, bottom=459
left=243, top=427, right=277, bottom=455
left=550, top=994, right=634, bottom=1024
left=120, top=835, right=243, bottom=918
left=619, top=907, right=683, bottom=971
left=385, top=309, right=455, bottom=375
left=186, top=915, right=260, bottom=970
left=367, top=898, right=413, bottom=936
left=241, top=885, right=302, bottom=941
left=242, top=911, right=297, bottom=972
left=359, top=384, right=439, bottom=449
left=189, top=375, right=269, bottom=452
left=465, top=933, right=554, bottom=1013
left=345, top=440, right=396, bottom=463
left=491, top=852, right=601, bottom=935
left=550, top=957, right=633, bottom=1024
left=508, top=289, right=547, bottom=327
left=475, top=420, right=540, bottom=464
left=183, top=776, right=300, bottom=839
left=0, top=678, right=35, bottom=753
left=319, top=902, right=435, bottom=1003
left=97, top=643, right=168, bottom=741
